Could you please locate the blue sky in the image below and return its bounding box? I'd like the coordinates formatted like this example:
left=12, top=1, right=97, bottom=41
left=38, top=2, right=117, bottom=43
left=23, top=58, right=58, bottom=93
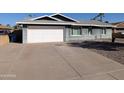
left=0, top=13, right=124, bottom=26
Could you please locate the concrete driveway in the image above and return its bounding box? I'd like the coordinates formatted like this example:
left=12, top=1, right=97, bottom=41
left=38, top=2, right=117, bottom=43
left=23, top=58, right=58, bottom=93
left=0, top=43, right=124, bottom=80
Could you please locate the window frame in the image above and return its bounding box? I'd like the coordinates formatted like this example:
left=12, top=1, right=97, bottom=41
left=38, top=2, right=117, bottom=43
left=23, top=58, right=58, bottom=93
left=102, top=28, right=106, bottom=35
left=88, top=27, right=92, bottom=35
left=70, top=26, right=82, bottom=36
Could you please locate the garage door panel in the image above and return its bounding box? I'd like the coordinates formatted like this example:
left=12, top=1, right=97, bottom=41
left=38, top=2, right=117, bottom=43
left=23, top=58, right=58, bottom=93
left=27, top=27, right=64, bottom=43
left=28, top=30, right=42, bottom=43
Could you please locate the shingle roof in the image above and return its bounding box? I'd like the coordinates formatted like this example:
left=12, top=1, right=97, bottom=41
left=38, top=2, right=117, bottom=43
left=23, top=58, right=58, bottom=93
left=79, top=20, right=113, bottom=27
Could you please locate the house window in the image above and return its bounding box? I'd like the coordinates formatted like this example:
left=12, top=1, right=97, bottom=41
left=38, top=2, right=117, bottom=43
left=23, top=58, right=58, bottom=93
left=102, top=28, right=106, bottom=34
left=70, top=27, right=82, bottom=36
left=88, top=27, right=92, bottom=35
left=82, top=28, right=88, bottom=35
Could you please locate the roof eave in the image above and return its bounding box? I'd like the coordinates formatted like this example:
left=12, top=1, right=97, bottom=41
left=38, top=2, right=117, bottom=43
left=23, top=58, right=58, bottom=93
left=16, top=21, right=71, bottom=25
left=16, top=22, right=115, bottom=28
left=72, top=23, right=114, bottom=27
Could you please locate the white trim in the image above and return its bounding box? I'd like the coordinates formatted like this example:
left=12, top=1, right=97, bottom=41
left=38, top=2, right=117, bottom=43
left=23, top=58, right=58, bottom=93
left=16, top=21, right=72, bottom=25
left=31, top=15, right=48, bottom=20
left=50, top=13, right=79, bottom=23
left=30, top=15, right=61, bottom=21
left=22, top=28, right=27, bottom=43
left=16, top=21, right=115, bottom=27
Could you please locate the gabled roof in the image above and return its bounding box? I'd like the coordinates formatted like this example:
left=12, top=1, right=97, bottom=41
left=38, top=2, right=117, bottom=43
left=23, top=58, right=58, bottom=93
left=30, top=13, right=79, bottom=22
left=16, top=14, right=114, bottom=28
left=31, top=15, right=61, bottom=21
left=50, top=13, right=79, bottom=22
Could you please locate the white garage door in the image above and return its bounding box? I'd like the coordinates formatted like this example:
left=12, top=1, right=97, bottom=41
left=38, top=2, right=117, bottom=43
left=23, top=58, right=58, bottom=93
left=27, top=26, right=64, bottom=43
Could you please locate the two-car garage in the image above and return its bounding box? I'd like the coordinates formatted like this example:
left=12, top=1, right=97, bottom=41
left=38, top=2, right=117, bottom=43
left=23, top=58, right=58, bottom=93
left=23, top=26, right=64, bottom=43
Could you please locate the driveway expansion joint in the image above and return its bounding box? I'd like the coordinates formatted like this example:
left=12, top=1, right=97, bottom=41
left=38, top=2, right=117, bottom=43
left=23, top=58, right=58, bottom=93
left=52, top=46, right=82, bottom=78
left=107, top=73, right=118, bottom=80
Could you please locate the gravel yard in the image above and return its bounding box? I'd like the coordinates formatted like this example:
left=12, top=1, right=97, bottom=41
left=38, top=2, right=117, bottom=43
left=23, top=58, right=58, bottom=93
left=68, top=39, right=124, bottom=65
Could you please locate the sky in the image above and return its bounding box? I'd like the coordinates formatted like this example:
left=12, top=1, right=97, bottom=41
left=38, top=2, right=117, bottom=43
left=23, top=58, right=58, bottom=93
left=0, top=13, right=124, bottom=26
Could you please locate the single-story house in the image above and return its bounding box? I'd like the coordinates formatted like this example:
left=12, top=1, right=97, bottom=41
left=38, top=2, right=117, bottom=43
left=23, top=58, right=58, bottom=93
left=16, top=13, right=115, bottom=43
left=0, top=24, right=12, bottom=45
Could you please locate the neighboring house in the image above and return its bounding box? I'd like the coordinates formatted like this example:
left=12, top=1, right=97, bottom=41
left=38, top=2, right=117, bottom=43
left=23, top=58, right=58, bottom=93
left=112, top=22, right=124, bottom=33
left=16, top=13, right=114, bottom=43
left=111, top=22, right=124, bottom=42
left=0, top=24, right=12, bottom=45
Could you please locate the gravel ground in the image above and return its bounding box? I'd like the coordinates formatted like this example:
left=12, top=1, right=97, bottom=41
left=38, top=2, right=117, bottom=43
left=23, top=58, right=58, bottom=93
left=67, top=39, right=124, bottom=65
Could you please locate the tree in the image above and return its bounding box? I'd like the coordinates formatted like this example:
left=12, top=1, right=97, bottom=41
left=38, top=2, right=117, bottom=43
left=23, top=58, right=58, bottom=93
left=13, top=25, right=22, bottom=30
left=24, top=14, right=35, bottom=20
left=28, top=14, right=33, bottom=18
left=91, top=13, right=105, bottom=22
